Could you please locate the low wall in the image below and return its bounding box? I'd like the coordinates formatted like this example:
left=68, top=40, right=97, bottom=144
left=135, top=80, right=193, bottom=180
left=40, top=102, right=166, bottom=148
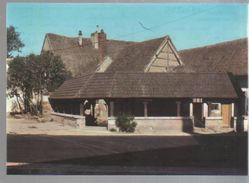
left=108, top=116, right=193, bottom=133
left=204, top=117, right=223, bottom=130
left=51, top=112, right=85, bottom=129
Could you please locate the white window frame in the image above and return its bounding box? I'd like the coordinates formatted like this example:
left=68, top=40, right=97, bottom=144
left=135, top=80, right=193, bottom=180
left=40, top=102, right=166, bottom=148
left=208, top=103, right=221, bottom=117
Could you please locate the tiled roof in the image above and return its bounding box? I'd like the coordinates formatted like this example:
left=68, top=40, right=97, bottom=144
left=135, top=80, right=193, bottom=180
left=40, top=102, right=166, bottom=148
left=45, top=33, right=135, bottom=76
left=178, top=38, right=248, bottom=76
left=105, top=37, right=166, bottom=72
left=50, top=72, right=238, bottom=99
left=46, top=34, right=247, bottom=76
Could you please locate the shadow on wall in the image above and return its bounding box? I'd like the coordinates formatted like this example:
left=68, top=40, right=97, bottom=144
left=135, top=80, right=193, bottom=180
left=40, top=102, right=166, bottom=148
left=235, top=116, right=246, bottom=132
left=182, top=118, right=194, bottom=133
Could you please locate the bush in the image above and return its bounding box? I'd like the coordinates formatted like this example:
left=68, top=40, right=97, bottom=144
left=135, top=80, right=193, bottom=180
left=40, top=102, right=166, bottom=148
left=115, top=113, right=137, bottom=133
left=109, top=128, right=117, bottom=132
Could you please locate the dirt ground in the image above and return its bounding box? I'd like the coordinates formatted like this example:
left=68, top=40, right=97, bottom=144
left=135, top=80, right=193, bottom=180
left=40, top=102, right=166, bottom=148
left=6, top=116, right=192, bottom=136
left=7, top=116, right=118, bottom=136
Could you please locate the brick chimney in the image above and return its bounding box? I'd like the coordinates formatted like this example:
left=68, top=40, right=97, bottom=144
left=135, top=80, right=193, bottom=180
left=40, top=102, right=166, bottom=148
left=78, top=30, right=83, bottom=46
left=91, top=26, right=107, bottom=64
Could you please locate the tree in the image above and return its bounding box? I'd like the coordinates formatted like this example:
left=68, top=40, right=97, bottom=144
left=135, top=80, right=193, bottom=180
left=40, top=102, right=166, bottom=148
left=7, top=26, right=25, bottom=57
left=7, top=51, right=72, bottom=115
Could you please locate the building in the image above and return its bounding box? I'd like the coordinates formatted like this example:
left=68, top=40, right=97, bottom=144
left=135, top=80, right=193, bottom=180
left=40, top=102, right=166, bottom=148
left=43, top=29, right=248, bottom=132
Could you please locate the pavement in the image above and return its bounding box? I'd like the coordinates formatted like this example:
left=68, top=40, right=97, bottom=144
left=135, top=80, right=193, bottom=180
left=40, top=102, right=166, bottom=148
left=7, top=133, right=248, bottom=175
left=7, top=134, right=199, bottom=163
left=7, top=164, right=246, bottom=175
left=6, top=116, right=248, bottom=175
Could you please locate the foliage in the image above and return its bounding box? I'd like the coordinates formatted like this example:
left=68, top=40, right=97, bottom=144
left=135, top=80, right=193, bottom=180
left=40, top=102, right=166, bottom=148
left=7, top=26, right=25, bottom=57
left=7, top=51, right=72, bottom=115
left=115, top=113, right=137, bottom=133
left=109, top=128, right=117, bottom=132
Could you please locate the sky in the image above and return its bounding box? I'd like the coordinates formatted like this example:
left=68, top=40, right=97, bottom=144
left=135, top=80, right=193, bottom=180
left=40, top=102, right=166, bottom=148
left=7, top=3, right=248, bottom=56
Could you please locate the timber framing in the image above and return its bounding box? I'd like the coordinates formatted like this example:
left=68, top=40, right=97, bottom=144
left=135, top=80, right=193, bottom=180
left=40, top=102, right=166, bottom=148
left=144, top=36, right=183, bottom=72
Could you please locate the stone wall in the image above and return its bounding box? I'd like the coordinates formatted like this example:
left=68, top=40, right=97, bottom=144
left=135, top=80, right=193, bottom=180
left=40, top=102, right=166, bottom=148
left=232, top=116, right=248, bottom=132
left=51, top=112, right=85, bottom=129
left=108, top=116, right=193, bottom=133
left=204, top=117, right=223, bottom=130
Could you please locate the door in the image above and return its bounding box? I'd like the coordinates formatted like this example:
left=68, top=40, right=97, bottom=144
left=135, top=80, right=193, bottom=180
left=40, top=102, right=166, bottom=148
left=193, top=103, right=203, bottom=127
left=221, top=104, right=232, bottom=127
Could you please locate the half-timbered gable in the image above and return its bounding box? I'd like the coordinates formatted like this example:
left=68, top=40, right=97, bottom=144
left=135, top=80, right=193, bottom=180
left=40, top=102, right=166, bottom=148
left=145, top=36, right=183, bottom=72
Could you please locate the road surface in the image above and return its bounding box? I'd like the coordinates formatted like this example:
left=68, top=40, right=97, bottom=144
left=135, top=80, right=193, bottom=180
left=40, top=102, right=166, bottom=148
left=7, top=133, right=248, bottom=175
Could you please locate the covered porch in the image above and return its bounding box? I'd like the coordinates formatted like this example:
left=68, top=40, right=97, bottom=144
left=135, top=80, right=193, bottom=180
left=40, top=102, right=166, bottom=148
left=49, top=96, right=237, bottom=133
left=104, top=97, right=237, bottom=132
left=49, top=72, right=240, bottom=132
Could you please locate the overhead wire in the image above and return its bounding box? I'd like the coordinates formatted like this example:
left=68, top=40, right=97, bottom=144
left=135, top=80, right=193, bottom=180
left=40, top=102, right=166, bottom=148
left=49, top=6, right=218, bottom=53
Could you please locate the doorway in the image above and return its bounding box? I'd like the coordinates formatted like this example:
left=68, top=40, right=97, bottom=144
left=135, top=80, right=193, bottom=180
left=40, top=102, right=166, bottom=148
left=193, top=103, right=203, bottom=127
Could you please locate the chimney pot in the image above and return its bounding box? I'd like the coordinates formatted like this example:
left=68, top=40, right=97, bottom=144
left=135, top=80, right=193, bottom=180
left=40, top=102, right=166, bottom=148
left=96, top=25, right=100, bottom=33
left=78, top=30, right=83, bottom=46
left=90, top=27, right=107, bottom=64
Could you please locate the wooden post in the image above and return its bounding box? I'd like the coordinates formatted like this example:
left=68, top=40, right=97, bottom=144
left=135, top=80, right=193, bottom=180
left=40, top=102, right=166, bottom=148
left=70, top=104, right=73, bottom=114
left=110, top=101, right=114, bottom=117
left=80, top=103, right=84, bottom=116
left=189, top=103, right=193, bottom=116
left=62, top=102, right=65, bottom=114
left=92, top=101, right=96, bottom=118
left=176, top=101, right=181, bottom=116
left=143, top=101, right=148, bottom=117
left=232, top=103, right=234, bottom=117
left=203, top=103, right=208, bottom=117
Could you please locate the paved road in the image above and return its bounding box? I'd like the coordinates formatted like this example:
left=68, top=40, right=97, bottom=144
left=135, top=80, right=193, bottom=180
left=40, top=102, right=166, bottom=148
left=7, top=134, right=248, bottom=175
left=7, top=134, right=198, bottom=163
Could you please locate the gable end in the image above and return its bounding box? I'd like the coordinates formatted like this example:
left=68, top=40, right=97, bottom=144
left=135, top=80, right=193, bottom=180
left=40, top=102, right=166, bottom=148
left=145, top=37, right=183, bottom=72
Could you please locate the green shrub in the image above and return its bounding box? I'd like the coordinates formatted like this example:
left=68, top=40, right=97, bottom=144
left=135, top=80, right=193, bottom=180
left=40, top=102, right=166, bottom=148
left=115, top=113, right=137, bottom=133
left=109, top=128, right=117, bottom=132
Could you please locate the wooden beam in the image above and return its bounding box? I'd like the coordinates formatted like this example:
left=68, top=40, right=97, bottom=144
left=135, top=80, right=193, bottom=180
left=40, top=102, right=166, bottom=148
left=110, top=101, right=114, bottom=117
left=155, top=56, right=167, bottom=60
left=189, top=103, right=193, bottom=116
left=176, top=102, right=181, bottom=116
left=150, top=64, right=166, bottom=68
left=203, top=103, right=208, bottom=117
left=80, top=103, right=84, bottom=116
left=160, top=51, right=172, bottom=54
left=143, top=101, right=148, bottom=117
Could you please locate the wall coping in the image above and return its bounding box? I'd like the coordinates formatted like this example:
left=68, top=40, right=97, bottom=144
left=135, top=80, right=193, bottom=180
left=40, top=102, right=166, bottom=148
left=233, top=115, right=248, bottom=120
left=51, top=112, right=85, bottom=119
left=205, top=116, right=222, bottom=120
left=108, top=116, right=193, bottom=120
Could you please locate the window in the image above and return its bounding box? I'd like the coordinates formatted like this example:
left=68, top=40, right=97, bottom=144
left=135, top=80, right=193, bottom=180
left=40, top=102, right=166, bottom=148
left=210, top=103, right=219, bottom=110
left=208, top=103, right=221, bottom=117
